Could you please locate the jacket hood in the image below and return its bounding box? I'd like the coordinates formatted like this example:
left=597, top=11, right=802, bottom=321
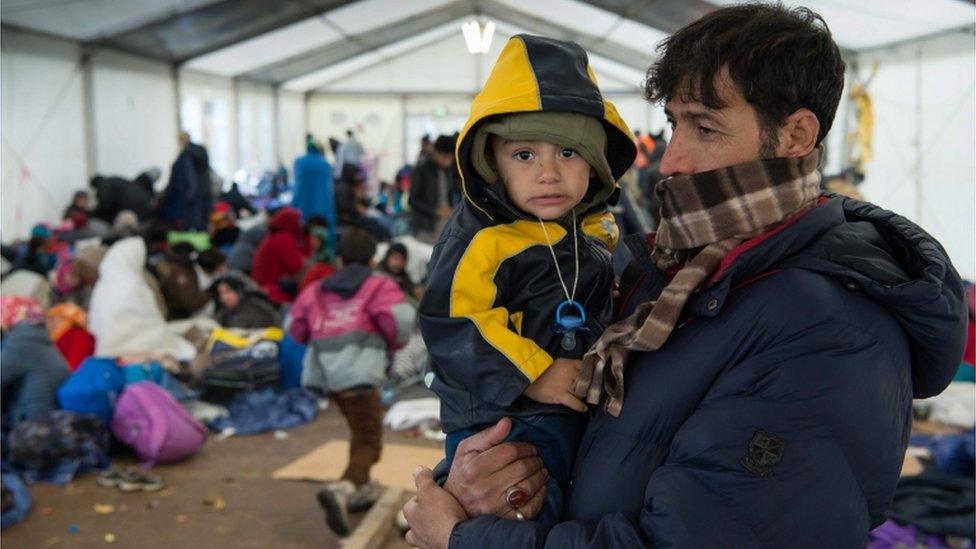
left=269, top=208, right=303, bottom=238
left=321, top=263, right=372, bottom=298
left=456, top=34, right=636, bottom=222
left=789, top=197, right=968, bottom=399
left=100, top=237, right=146, bottom=278
left=696, top=196, right=968, bottom=400
left=240, top=225, right=268, bottom=246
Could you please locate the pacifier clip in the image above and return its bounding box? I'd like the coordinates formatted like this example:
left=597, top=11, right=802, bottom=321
left=538, top=211, right=587, bottom=351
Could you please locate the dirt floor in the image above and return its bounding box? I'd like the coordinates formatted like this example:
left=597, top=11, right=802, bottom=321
left=1, top=405, right=438, bottom=548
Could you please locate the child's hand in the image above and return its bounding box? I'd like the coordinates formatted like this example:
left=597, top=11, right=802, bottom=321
left=522, top=358, right=588, bottom=412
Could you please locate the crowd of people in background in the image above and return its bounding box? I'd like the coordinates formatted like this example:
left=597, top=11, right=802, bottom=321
left=0, top=124, right=494, bottom=532
left=12, top=105, right=915, bottom=536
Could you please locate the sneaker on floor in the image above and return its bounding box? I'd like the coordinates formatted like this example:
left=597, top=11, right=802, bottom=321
left=96, top=467, right=125, bottom=488
left=317, top=480, right=355, bottom=536
left=117, top=468, right=164, bottom=493
left=347, top=481, right=384, bottom=514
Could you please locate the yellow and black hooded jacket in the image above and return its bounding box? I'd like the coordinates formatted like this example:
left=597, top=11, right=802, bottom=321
left=418, top=35, right=636, bottom=432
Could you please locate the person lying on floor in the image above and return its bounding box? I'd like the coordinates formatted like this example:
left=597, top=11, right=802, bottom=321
left=210, top=272, right=280, bottom=329
left=1, top=296, right=70, bottom=426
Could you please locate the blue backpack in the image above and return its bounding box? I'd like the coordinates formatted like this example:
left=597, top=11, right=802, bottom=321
left=57, top=358, right=125, bottom=424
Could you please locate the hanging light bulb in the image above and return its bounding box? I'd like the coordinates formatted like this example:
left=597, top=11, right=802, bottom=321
left=462, top=19, right=495, bottom=54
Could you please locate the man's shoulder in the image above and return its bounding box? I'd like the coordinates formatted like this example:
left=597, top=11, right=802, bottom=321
left=726, top=266, right=862, bottom=331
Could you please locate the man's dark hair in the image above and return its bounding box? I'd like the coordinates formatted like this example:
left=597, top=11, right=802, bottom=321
left=197, top=248, right=226, bottom=273
left=170, top=241, right=197, bottom=258
left=645, top=3, right=845, bottom=153
left=305, top=215, right=328, bottom=231
left=338, top=228, right=377, bottom=266
left=434, top=134, right=456, bottom=154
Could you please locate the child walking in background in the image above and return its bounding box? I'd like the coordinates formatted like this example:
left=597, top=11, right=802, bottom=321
left=288, top=228, right=415, bottom=535
left=419, top=34, right=636, bottom=522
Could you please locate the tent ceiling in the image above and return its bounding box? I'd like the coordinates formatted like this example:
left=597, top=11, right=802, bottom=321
left=92, top=0, right=358, bottom=63
left=710, top=0, right=976, bottom=51
left=239, top=0, right=475, bottom=83
left=283, top=20, right=467, bottom=92
left=0, top=0, right=222, bottom=41
left=288, top=18, right=644, bottom=94
left=234, top=0, right=656, bottom=86
left=3, top=0, right=974, bottom=84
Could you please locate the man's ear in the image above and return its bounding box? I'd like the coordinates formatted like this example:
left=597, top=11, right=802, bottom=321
left=775, top=108, right=820, bottom=158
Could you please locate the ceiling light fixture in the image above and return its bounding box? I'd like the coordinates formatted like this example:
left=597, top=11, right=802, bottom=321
left=462, top=19, right=495, bottom=54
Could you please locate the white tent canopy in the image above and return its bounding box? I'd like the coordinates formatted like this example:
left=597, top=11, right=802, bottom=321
left=2, top=0, right=974, bottom=277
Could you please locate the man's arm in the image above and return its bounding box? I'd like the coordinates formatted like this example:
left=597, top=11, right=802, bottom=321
left=417, top=317, right=912, bottom=548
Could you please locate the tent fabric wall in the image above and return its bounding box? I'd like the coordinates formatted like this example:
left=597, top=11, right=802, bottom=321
left=307, top=94, right=405, bottom=183
left=277, top=90, right=307, bottom=170
left=852, top=31, right=975, bottom=280
left=1, top=9, right=973, bottom=286
left=1, top=28, right=86, bottom=238
left=90, top=50, right=179, bottom=187
left=178, top=70, right=237, bottom=182
left=235, top=80, right=276, bottom=182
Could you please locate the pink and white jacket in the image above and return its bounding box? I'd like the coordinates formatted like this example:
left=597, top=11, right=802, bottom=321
left=289, top=264, right=414, bottom=393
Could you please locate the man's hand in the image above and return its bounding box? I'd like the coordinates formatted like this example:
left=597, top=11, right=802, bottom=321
left=523, top=358, right=588, bottom=412
left=404, top=466, right=466, bottom=549
left=443, top=418, right=548, bottom=519
left=437, top=205, right=453, bottom=220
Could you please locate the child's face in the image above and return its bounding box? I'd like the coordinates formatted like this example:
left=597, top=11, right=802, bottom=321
left=385, top=252, right=406, bottom=273
left=217, top=282, right=241, bottom=310
left=490, top=137, right=592, bottom=220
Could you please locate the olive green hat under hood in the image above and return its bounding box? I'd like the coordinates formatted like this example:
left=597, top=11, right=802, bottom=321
left=469, top=111, right=615, bottom=210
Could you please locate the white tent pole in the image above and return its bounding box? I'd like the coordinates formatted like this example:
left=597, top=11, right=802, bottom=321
left=80, top=49, right=97, bottom=179
left=914, top=45, right=924, bottom=222
left=841, top=55, right=858, bottom=171
left=272, top=83, right=281, bottom=166
left=173, top=64, right=183, bottom=133
left=401, top=94, right=408, bottom=168
left=231, top=77, right=240, bottom=175
left=301, top=91, right=309, bottom=150
left=303, top=90, right=313, bottom=162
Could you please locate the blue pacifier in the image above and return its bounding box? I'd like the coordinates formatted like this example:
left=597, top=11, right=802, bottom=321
left=554, top=300, right=588, bottom=351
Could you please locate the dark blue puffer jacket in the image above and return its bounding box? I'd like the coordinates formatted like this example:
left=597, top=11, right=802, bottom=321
left=450, top=196, right=968, bottom=548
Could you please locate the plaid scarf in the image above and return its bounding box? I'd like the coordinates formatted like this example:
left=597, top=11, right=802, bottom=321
left=572, top=147, right=823, bottom=416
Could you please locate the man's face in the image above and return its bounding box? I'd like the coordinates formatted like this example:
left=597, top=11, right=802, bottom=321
left=433, top=150, right=454, bottom=169
left=490, top=137, right=591, bottom=220
left=661, top=71, right=776, bottom=177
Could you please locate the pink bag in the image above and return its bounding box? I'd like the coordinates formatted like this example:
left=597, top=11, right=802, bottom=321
left=111, top=382, right=206, bottom=466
